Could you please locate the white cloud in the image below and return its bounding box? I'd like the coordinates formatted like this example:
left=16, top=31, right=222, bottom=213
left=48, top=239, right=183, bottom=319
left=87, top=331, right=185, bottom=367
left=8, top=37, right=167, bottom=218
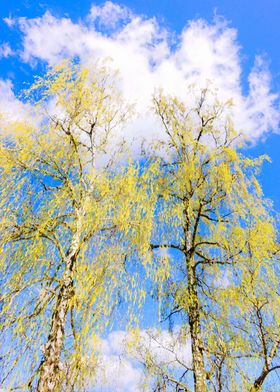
left=0, top=79, right=29, bottom=122
left=92, top=330, right=144, bottom=391
left=90, top=328, right=192, bottom=391
left=245, top=56, right=279, bottom=140
left=95, top=355, right=143, bottom=392
left=17, top=12, right=86, bottom=65
left=0, top=80, right=39, bottom=137
left=3, top=3, right=280, bottom=144
left=89, top=1, right=131, bottom=29
left=133, top=327, right=192, bottom=368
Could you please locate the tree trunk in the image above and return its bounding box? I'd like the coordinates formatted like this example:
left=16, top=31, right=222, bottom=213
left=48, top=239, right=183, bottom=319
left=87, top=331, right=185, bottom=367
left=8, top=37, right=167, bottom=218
left=187, top=260, right=207, bottom=392
left=184, top=202, right=207, bottom=392
left=37, top=210, right=82, bottom=391
left=37, top=266, right=74, bottom=392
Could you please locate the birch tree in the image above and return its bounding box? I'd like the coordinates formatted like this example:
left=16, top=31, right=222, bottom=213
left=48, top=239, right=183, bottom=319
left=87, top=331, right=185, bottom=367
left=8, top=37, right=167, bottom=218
left=142, top=88, right=280, bottom=391
left=0, top=61, right=154, bottom=391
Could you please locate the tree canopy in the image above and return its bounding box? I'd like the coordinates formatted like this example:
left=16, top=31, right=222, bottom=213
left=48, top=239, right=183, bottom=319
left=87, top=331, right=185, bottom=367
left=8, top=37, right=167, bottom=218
left=0, top=62, right=279, bottom=392
left=134, top=88, right=280, bottom=392
left=0, top=61, right=155, bottom=391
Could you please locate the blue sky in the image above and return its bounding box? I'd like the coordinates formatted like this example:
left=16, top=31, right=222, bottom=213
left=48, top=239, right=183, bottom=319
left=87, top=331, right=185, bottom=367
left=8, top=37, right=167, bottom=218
left=0, top=0, right=279, bottom=211
left=0, top=2, right=280, bottom=389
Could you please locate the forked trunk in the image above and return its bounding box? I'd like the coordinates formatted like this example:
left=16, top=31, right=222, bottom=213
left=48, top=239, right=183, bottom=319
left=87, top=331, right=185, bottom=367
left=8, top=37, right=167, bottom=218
left=250, top=370, right=270, bottom=392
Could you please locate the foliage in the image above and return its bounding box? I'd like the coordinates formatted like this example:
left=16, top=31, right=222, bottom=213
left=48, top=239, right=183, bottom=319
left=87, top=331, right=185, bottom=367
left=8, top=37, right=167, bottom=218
left=1, top=62, right=279, bottom=392
left=136, top=88, right=280, bottom=392
left=0, top=60, right=156, bottom=390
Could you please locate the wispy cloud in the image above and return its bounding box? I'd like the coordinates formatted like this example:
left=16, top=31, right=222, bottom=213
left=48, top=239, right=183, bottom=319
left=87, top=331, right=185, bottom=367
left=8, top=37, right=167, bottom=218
left=0, top=43, right=14, bottom=59
left=3, top=16, right=15, bottom=28
left=89, top=1, right=132, bottom=30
